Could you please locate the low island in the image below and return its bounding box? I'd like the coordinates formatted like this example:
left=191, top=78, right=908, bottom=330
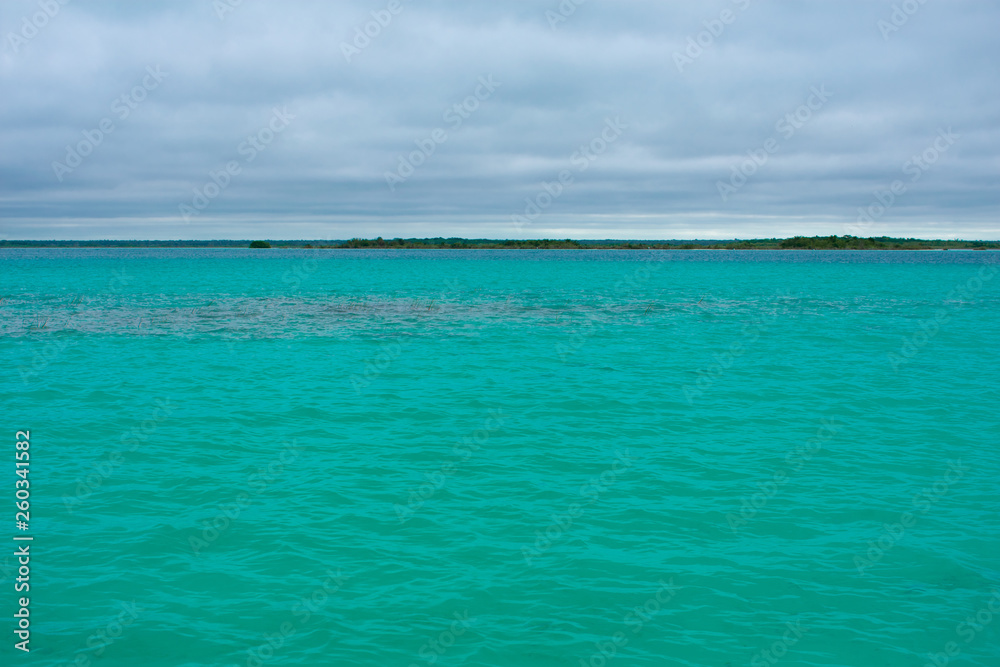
left=4, top=235, right=998, bottom=250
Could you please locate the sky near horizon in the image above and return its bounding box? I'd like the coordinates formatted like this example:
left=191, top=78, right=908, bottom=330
left=1, top=0, right=998, bottom=240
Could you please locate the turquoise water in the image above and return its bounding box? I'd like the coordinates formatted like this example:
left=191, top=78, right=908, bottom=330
left=2, top=249, right=999, bottom=667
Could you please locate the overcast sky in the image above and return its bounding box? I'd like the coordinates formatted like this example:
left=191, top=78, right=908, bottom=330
left=1, top=0, right=998, bottom=240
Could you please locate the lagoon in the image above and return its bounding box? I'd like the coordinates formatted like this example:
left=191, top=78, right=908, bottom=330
left=2, top=248, right=998, bottom=666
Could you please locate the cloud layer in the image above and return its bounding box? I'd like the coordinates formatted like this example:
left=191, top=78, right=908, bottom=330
left=1, top=0, right=997, bottom=239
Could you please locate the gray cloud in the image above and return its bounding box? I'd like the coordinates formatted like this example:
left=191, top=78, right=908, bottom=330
left=1, top=0, right=997, bottom=239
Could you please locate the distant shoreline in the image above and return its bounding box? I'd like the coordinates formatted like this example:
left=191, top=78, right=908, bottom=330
left=3, top=235, right=999, bottom=250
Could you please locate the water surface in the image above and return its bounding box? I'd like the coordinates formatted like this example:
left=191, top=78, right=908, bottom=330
left=2, top=249, right=998, bottom=666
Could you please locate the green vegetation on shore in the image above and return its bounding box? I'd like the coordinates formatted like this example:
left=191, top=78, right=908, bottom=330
left=2, top=235, right=998, bottom=250
left=332, top=235, right=998, bottom=249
